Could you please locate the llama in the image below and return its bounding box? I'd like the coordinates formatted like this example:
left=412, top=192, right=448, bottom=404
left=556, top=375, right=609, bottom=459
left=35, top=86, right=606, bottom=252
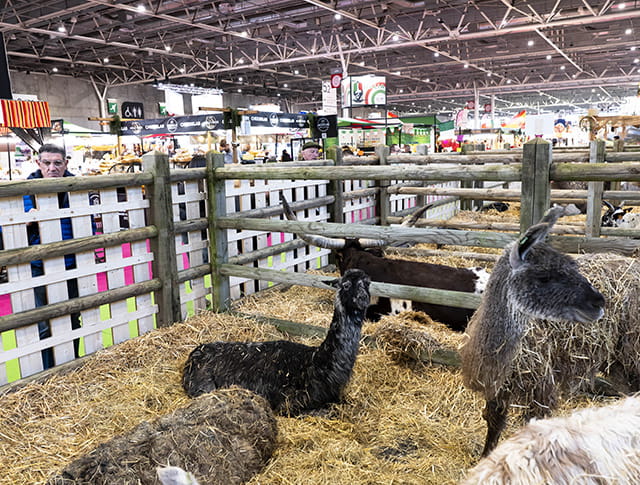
left=462, top=396, right=640, bottom=484
left=460, top=205, right=609, bottom=456
left=182, top=268, right=371, bottom=415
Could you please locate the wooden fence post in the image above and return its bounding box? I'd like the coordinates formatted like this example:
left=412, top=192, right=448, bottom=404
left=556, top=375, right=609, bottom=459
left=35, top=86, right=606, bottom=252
left=326, top=145, right=344, bottom=224
left=376, top=144, right=390, bottom=225
left=207, top=151, right=231, bottom=313
left=520, top=137, right=551, bottom=233
left=460, top=143, right=473, bottom=211
left=585, top=139, right=606, bottom=237
left=611, top=137, right=624, bottom=191
left=142, top=151, right=181, bottom=327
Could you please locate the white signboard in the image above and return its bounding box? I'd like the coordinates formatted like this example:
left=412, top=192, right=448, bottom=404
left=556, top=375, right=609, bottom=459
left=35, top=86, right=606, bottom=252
left=341, top=76, right=387, bottom=107
left=320, top=80, right=338, bottom=115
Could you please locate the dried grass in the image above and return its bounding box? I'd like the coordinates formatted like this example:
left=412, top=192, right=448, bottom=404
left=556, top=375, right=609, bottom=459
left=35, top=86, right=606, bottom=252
left=0, top=274, right=610, bottom=485
left=1, top=204, right=619, bottom=484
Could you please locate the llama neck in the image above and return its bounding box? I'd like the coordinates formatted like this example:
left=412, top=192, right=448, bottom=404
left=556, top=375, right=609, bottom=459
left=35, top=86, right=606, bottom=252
left=317, top=306, right=365, bottom=366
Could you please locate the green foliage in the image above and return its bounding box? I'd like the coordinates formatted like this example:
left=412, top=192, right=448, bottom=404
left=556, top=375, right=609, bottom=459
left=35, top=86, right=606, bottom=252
left=223, top=108, right=242, bottom=129
left=109, top=115, right=122, bottom=135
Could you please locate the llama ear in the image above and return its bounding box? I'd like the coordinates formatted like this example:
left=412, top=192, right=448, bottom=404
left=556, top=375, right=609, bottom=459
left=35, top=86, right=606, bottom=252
left=509, top=223, right=550, bottom=269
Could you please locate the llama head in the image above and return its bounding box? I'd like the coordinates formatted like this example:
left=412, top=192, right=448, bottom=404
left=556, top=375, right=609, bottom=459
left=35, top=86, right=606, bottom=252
left=506, top=206, right=605, bottom=324
left=326, top=268, right=371, bottom=314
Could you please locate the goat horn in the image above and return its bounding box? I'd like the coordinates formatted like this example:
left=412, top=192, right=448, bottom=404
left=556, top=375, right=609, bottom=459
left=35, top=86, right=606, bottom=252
left=358, top=238, right=388, bottom=248
left=280, top=194, right=346, bottom=250
left=400, top=203, right=435, bottom=227
left=603, top=200, right=615, bottom=210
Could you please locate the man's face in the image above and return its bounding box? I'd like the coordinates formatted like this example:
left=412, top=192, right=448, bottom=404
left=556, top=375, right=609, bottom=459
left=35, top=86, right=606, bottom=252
left=37, top=151, right=67, bottom=178
left=301, top=147, right=319, bottom=160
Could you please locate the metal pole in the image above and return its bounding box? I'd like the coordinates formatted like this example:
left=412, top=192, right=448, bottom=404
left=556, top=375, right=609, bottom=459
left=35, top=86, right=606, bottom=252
left=0, top=33, right=13, bottom=99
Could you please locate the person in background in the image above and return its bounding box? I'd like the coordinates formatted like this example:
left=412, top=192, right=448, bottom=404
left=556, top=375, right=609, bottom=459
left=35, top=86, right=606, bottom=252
left=281, top=149, right=293, bottom=162
left=24, top=143, right=81, bottom=369
left=300, top=140, right=321, bottom=160
left=240, top=143, right=255, bottom=164
left=219, top=139, right=233, bottom=164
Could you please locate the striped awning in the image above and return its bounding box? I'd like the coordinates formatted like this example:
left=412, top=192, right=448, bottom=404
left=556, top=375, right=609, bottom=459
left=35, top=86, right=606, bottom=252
left=0, top=99, right=51, bottom=129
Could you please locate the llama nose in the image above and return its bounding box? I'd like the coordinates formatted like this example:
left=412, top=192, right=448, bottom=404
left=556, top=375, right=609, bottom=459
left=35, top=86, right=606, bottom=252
left=590, top=289, right=605, bottom=309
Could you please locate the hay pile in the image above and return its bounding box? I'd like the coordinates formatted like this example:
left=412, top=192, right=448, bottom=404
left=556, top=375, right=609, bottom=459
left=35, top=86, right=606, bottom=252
left=47, top=388, right=277, bottom=484
left=368, top=312, right=462, bottom=365
left=499, top=252, right=640, bottom=417
left=0, top=276, right=609, bottom=485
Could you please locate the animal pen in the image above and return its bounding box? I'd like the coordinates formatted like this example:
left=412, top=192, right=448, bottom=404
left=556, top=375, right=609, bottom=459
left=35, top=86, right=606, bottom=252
left=2, top=139, right=640, bottom=385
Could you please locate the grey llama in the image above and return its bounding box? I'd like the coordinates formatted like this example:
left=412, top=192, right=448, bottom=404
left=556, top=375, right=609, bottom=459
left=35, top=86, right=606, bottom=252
left=460, top=205, right=608, bottom=456
left=182, top=268, right=371, bottom=415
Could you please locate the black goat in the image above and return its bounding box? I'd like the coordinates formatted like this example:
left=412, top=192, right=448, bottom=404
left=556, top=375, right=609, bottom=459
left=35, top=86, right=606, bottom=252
left=182, top=269, right=371, bottom=415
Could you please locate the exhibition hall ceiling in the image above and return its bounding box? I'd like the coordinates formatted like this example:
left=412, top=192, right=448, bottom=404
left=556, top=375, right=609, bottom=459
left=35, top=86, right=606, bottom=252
left=1, top=0, right=639, bottom=115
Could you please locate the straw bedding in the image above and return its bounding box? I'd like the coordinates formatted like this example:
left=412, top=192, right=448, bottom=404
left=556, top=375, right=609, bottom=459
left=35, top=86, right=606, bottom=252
left=47, top=388, right=276, bottom=485
left=0, top=206, right=619, bottom=484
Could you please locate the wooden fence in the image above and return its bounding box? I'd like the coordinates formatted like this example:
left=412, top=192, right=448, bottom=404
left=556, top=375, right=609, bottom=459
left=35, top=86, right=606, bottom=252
left=2, top=138, right=640, bottom=385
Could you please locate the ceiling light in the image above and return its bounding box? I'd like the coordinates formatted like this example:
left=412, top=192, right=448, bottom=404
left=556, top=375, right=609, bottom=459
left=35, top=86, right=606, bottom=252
left=137, top=4, right=146, bottom=12
left=634, top=58, right=640, bottom=63
left=52, top=67, right=59, bottom=73
left=507, top=79, right=512, bottom=84
left=425, top=78, right=430, bottom=82
left=294, top=69, right=299, bottom=75
left=359, top=61, right=365, bottom=66
left=284, top=83, right=288, bottom=88
left=546, top=54, right=552, bottom=60
left=560, top=65, right=565, bottom=70
left=464, top=63, right=469, bottom=68
left=57, top=25, right=66, bottom=33
left=625, top=28, right=633, bottom=35
left=487, top=72, right=492, bottom=76
left=632, top=46, right=637, bottom=51
left=239, top=31, right=249, bottom=38
left=334, top=13, right=342, bottom=20
left=592, top=88, right=596, bottom=92
left=103, top=57, right=110, bottom=63
left=237, top=59, right=245, bottom=64
left=164, top=45, right=171, bottom=51
left=618, top=2, right=626, bottom=9
left=527, top=40, right=534, bottom=46
left=277, top=93, right=281, bottom=97
left=238, top=76, right=243, bottom=81
left=399, top=89, right=404, bottom=93
left=392, top=34, right=399, bottom=41
left=433, top=52, right=440, bottom=57
left=237, top=88, right=242, bottom=93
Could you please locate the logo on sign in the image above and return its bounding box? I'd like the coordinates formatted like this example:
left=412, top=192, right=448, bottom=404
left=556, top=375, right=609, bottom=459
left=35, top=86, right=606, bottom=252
left=204, top=116, right=218, bottom=130
left=296, top=115, right=307, bottom=128
left=166, top=118, right=178, bottom=132
left=130, top=121, right=143, bottom=135
left=330, top=73, right=342, bottom=89
left=317, top=117, right=330, bottom=132
left=269, top=113, right=279, bottom=127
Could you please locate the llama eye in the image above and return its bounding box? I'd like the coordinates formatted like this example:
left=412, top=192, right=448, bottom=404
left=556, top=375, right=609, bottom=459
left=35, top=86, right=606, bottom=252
left=342, top=281, right=351, bottom=290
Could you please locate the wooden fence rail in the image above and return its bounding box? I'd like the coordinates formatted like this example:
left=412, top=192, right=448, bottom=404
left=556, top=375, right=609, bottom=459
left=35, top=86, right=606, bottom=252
left=2, top=139, right=640, bottom=385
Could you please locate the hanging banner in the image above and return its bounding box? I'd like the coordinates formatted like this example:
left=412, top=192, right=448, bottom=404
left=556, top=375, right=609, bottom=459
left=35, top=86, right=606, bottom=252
left=341, top=76, right=387, bottom=107
left=0, top=99, right=51, bottom=128
left=121, top=111, right=309, bottom=136
left=121, top=113, right=224, bottom=136
left=244, top=112, right=309, bottom=130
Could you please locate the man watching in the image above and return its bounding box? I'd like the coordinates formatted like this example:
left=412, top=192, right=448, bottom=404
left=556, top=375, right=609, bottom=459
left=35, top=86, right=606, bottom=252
left=25, top=143, right=81, bottom=369
left=300, top=140, right=322, bottom=160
